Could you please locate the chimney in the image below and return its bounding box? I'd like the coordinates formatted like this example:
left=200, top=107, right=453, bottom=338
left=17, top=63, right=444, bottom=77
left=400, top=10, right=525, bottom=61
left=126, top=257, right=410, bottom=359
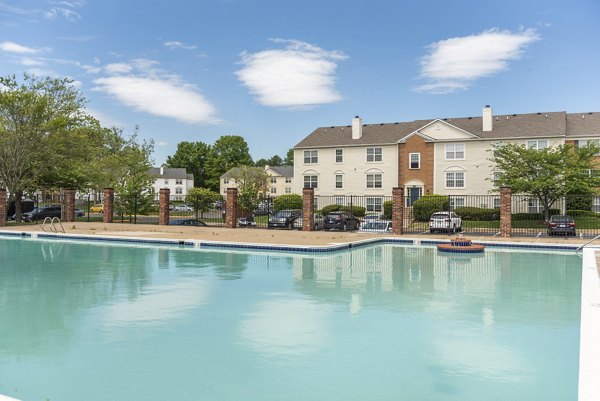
left=352, top=115, right=362, bottom=140
left=482, top=105, right=493, bottom=131
left=160, top=166, right=164, bottom=175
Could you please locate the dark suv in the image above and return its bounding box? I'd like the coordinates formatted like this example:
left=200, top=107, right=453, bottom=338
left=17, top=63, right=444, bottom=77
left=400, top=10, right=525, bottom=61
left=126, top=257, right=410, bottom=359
left=323, top=211, right=360, bottom=231
left=23, top=205, right=62, bottom=222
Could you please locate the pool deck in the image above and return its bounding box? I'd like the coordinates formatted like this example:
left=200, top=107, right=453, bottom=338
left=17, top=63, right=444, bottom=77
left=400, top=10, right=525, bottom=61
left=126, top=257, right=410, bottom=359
left=1, top=222, right=599, bottom=401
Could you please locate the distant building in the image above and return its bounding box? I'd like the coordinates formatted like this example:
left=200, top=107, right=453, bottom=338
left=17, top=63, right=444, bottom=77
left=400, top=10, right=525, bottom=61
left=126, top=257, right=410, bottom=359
left=220, top=165, right=295, bottom=196
left=151, top=166, right=194, bottom=200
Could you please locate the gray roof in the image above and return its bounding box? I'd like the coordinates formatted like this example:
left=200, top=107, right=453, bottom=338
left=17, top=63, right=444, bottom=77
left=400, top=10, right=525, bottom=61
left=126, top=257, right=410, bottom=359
left=269, top=165, right=294, bottom=177
left=295, top=111, right=600, bottom=148
left=150, top=167, right=190, bottom=179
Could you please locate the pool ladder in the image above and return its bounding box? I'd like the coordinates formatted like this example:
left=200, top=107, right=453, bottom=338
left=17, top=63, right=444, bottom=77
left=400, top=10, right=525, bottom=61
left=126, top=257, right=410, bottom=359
left=575, top=233, right=600, bottom=253
left=42, top=217, right=65, bottom=233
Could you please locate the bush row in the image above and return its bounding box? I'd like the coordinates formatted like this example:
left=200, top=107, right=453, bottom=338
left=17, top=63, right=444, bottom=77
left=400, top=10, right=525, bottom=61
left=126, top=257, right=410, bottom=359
left=318, top=204, right=366, bottom=217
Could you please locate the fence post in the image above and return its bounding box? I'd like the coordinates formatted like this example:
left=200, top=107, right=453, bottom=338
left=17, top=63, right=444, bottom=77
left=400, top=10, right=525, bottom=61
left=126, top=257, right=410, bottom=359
left=64, top=189, right=76, bottom=222
left=392, top=187, right=404, bottom=235
left=225, top=188, right=238, bottom=228
left=302, top=187, right=315, bottom=231
left=103, top=188, right=114, bottom=223
left=159, top=188, right=170, bottom=225
left=0, top=189, right=7, bottom=227
left=500, top=187, right=512, bottom=237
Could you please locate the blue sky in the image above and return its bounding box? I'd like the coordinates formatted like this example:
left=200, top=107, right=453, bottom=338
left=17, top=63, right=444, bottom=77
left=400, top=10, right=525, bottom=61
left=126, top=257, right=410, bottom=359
left=1, top=0, right=599, bottom=165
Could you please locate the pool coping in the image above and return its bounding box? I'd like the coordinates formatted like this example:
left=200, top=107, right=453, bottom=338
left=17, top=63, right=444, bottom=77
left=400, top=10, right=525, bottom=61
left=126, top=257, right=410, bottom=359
left=1, top=230, right=599, bottom=401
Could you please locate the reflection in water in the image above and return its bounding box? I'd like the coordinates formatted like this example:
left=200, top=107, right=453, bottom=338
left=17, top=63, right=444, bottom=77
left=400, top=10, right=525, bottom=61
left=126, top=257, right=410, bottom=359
left=238, top=295, right=332, bottom=357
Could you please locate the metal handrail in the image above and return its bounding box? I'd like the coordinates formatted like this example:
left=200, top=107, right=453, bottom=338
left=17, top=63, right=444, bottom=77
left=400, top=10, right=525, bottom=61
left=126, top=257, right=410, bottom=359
left=575, top=234, right=600, bottom=252
left=41, top=217, right=65, bottom=233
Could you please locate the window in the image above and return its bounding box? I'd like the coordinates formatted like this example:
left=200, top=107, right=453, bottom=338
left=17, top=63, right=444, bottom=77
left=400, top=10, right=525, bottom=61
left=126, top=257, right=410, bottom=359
left=304, top=150, right=318, bottom=164
left=409, top=153, right=420, bottom=169
left=285, top=177, right=292, bottom=183
left=449, top=196, right=465, bottom=208
left=175, top=187, right=183, bottom=195
left=493, top=197, right=501, bottom=209
left=164, top=179, right=169, bottom=185
left=492, top=171, right=502, bottom=187
left=223, top=178, right=229, bottom=185
left=366, top=147, right=382, bottom=162
left=304, top=175, right=318, bottom=189
left=270, top=177, right=277, bottom=184
left=366, top=197, right=383, bottom=212
left=528, top=198, right=541, bottom=213
left=175, top=179, right=183, bottom=185
left=366, top=173, right=383, bottom=188
left=335, top=174, right=343, bottom=189
left=527, top=140, right=548, bottom=150
left=445, top=144, right=465, bottom=159
left=445, top=171, right=465, bottom=188
left=270, top=187, right=277, bottom=194
left=576, top=139, right=600, bottom=155
left=335, top=149, right=343, bottom=163
left=335, top=197, right=344, bottom=206
left=285, top=187, right=292, bottom=194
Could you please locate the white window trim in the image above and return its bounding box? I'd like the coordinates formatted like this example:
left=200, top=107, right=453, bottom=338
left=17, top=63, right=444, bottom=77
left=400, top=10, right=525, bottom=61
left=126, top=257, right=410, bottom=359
left=334, top=173, right=344, bottom=189
left=335, top=148, right=343, bottom=163
left=409, top=152, right=420, bottom=169
left=366, top=173, right=383, bottom=189
left=303, top=174, right=318, bottom=189
left=445, top=143, right=465, bottom=160
left=366, top=197, right=383, bottom=212
left=303, top=150, right=319, bottom=164
left=366, top=147, right=383, bottom=163
left=444, top=171, right=466, bottom=189
left=527, top=140, right=548, bottom=150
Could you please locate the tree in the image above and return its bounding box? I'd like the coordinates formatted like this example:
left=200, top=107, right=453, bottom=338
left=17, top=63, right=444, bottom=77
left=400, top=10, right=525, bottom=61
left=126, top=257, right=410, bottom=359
left=0, top=74, right=88, bottom=221
left=283, top=148, right=294, bottom=166
left=204, top=135, right=253, bottom=191
left=255, top=154, right=283, bottom=167
left=225, top=166, right=269, bottom=214
left=165, top=141, right=211, bottom=188
left=186, top=187, right=220, bottom=218
left=489, top=142, right=600, bottom=220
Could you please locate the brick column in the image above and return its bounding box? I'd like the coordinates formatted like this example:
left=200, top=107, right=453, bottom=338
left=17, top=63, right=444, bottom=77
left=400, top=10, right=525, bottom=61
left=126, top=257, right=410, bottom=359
left=103, top=188, right=114, bottom=223
left=0, top=189, right=7, bottom=227
left=159, top=188, right=170, bottom=225
left=500, top=187, right=512, bottom=238
left=225, top=188, right=238, bottom=228
left=302, top=188, right=315, bottom=231
left=64, top=189, right=76, bottom=222
left=392, top=187, right=404, bottom=235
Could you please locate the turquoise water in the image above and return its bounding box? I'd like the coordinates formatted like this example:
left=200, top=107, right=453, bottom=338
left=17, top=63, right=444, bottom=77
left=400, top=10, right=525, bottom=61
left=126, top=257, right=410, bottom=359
left=0, top=238, right=581, bottom=401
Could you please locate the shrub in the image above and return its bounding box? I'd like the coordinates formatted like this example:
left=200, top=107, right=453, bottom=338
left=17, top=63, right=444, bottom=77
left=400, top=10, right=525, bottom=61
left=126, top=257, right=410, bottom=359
left=340, top=205, right=366, bottom=217
left=273, top=194, right=303, bottom=212
left=382, top=200, right=393, bottom=220
left=412, top=195, right=449, bottom=221
left=319, top=204, right=341, bottom=216
left=566, top=194, right=594, bottom=212
left=453, top=207, right=500, bottom=221
left=566, top=209, right=600, bottom=217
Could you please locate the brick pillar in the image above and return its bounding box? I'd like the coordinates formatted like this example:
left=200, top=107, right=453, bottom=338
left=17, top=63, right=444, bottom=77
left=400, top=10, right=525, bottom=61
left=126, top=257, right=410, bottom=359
left=64, top=189, right=76, bottom=222
left=392, top=187, right=404, bottom=235
left=159, top=188, right=170, bottom=225
left=500, top=187, right=512, bottom=238
left=103, top=188, right=114, bottom=223
left=0, top=189, right=6, bottom=227
left=225, top=188, right=238, bottom=228
left=302, top=188, right=315, bottom=231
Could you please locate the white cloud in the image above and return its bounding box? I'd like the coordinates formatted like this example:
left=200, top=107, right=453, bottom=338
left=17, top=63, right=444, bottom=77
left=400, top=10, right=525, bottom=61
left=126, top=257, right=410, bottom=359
left=0, top=41, right=45, bottom=54
left=236, top=39, right=347, bottom=108
left=415, top=28, right=540, bottom=94
left=19, top=57, right=45, bottom=66
left=44, top=7, right=81, bottom=21
left=163, top=40, right=197, bottom=50
left=92, top=59, right=218, bottom=124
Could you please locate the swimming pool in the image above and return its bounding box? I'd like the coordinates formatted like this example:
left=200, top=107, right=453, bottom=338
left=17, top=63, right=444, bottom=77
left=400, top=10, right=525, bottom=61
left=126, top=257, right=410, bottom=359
left=0, top=238, right=582, bottom=401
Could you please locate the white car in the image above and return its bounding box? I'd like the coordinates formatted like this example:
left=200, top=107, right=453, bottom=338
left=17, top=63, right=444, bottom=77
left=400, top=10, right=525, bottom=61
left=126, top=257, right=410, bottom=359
left=174, top=204, right=193, bottom=212
left=358, top=220, right=392, bottom=233
left=429, top=212, right=462, bottom=233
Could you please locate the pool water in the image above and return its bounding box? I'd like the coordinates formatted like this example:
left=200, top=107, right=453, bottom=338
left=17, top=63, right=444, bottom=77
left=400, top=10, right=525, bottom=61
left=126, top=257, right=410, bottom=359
left=0, top=238, right=581, bottom=401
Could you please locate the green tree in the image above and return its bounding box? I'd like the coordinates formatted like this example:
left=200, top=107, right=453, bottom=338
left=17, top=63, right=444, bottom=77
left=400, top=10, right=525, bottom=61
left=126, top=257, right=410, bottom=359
left=490, top=142, right=600, bottom=220
left=273, top=194, right=303, bottom=212
left=226, top=166, right=269, bottom=214
left=283, top=148, right=294, bottom=166
left=204, top=135, right=253, bottom=191
left=0, top=74, right=88, bottom=221
left=186, top=187, right=220, bottom=218
left=165, top=141, right=211, bottom=187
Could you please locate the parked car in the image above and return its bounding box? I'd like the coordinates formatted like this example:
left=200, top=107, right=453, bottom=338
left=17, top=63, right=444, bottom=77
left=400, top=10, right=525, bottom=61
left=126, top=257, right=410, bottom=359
left=170, top=218, right=208, bottom=226
left=213, top=200, right=224, bottom=210
left=268, top=209, right=301, bottom=229
left=547, top=215, right=576, bottom=236
left=174, top=204, right=193, bottom=212
left=323, top=211, right=360, bottom=231
left=238, top=215, right=257, bottom=227
left=23, top=205, right=62, bottom=222
left=6, top=199, right=35, bottom=219
left=363, top=213, right=382, bottom=221
left=358, top=220, right=392, bottom=233
left=75, top=208, right=85, bottom=217
left=90, top=204, right=104, bottom=213
left=293, top=212, right=324, bottom=230
left=429, top=211, right=462, bottom=233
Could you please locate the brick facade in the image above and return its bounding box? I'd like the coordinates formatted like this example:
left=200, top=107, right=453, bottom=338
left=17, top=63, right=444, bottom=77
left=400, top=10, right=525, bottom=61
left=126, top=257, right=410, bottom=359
left=64, top=189, right=76, bottom=222
left=392, top=187, right=404, bottom=235
left=500, top=187, right=512, bottom=237
left=302, top=188, right=315, bottom=231
left=103, top=188, right=114, bottom=223
left=159, top=188, right=170, bottom=225
left=0, top=189, right=6, bottom=227
left=398, top=135, right=434, bottom=193
left=225, top=188, right=238, bottom=228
